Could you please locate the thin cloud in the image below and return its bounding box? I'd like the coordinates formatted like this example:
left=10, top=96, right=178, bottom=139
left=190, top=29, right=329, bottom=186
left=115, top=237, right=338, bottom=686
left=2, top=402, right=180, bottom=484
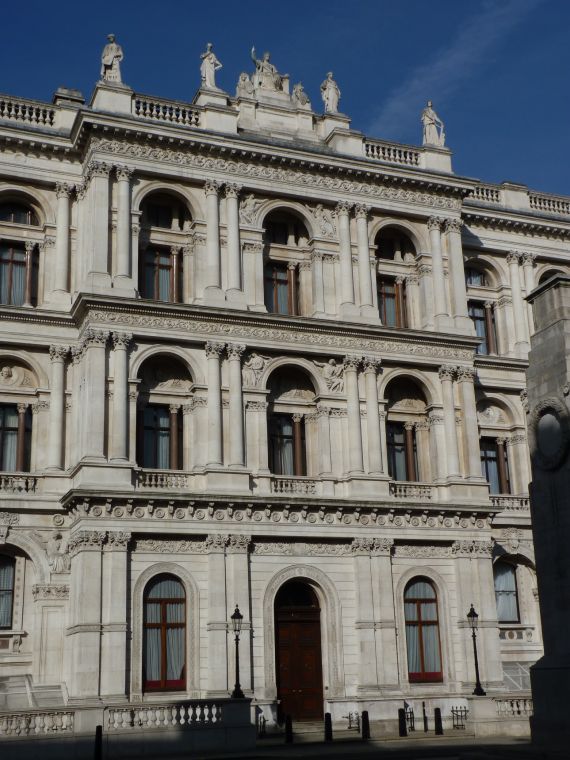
left=368, top=0, right=546, bottom=141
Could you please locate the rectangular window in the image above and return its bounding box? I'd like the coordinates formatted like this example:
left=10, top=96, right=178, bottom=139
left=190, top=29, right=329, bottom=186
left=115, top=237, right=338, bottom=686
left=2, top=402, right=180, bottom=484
left=141, top=249, right=180, bottom=302
left=480, top=437, right=510, bottom=494
left=142, top=406, right=171, bottom=469
left=269, top=413, right=305, bottom=476
left=468, top=301, right=496, bottom=355
left=0, top=404, right=31, bottom=472
left=378, top=277, right=406, bottom=327
left=387, top=421, right=417, bottom=481
left=0, top=244, right=27, bottom=306
left=264, top=262, right=297, bottom=315
left=494, top=563, right=520, bottom=623
left=0, top=556, right=15, bottom=629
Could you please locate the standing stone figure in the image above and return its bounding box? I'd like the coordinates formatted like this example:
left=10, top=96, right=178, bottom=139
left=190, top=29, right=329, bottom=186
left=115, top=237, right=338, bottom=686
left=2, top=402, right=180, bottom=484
left=100, top=34, right=124, bottom=84
left=421, top=100, right=445, bottom=147
left=200, top=43, right=222, bottom=89
left=251, top=48, right=283, bottom=91
left=320, top=72, right=341, bottom=113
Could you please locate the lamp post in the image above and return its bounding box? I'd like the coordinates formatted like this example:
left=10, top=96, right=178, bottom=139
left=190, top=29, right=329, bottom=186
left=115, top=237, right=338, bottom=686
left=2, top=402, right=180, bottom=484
left=467, top=604, right=486, bottom=696
left=231, top=605, right=244, bottom=699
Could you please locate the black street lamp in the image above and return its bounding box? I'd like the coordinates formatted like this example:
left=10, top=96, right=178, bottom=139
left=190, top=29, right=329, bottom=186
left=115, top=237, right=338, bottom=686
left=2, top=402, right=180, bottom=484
left=467, top=604, right=486, bottom=696
left=231, top=605, right=245, bottom=699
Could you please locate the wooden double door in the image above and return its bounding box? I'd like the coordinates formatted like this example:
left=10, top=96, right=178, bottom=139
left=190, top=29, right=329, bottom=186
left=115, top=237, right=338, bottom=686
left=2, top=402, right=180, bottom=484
left=275, top=582, right=324, bottom=722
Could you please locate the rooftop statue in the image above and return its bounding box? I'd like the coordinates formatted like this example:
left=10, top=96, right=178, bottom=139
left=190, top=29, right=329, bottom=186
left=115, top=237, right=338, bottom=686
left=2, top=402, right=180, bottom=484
left=320, top=72, right=341, bottom=114
left=100, top=34, right=124, bottom=84
left=200, top=42, right=222, bottom=90
left=251, top=47, right=285, bottom=91
left=236, top=72, right=254, bottom=98
left=292, top=82, right=311, bottom=109
left=421, top=100, right=445, bottom=147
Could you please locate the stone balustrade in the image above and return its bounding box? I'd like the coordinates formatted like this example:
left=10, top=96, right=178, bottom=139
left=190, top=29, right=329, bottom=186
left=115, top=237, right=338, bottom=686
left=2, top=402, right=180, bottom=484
left=499, top=625, right=535, bottom=643
left=490, top=495, right=530, bottom=512
left=364, top=139, right=420, bottom=166
left=135, top=469, right=189, bottom=489
left=494, top=696, right=533, bottom=718
left=528, top=191, right=570, bottom=216
left=0, top=710, right=74, bottom=736
left=133, top=96, right=201, bottom=127
left=107, top=700, right=222, bottom=730
left=0, top=95, right=56, bottom=127
left=389, top=481, right=433, bottom=500
left=467, top=184, right=502, bottom=204
left=0, top=473, right=37, bottom=493
left=270, top=476, right=318, bottom=495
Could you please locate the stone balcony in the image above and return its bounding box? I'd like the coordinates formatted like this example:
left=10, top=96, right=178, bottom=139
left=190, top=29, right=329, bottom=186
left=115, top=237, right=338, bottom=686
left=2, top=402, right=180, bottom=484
left=490, top=495, right=530, bottom=514
left=0, top=473, right=39, bottom=494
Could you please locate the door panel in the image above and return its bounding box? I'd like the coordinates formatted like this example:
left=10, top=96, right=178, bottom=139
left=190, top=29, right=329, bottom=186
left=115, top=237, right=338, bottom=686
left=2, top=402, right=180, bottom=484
left=276, top=615, right=323, bottom=721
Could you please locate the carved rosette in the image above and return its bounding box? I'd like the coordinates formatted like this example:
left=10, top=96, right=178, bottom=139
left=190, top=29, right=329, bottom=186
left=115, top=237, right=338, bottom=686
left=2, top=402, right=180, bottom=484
left=112, top=332, right=133, bottom=350
left=205, top=341, right=225, bottom=359
left=68, top=530, right=107, bottom=557
left=227, top=343, right=246, bottom=361
left=227, top=534, right=251, bottom=553
left=49, top=345, right=69, bottom=363
left=438, top=365, right=456, bottom=382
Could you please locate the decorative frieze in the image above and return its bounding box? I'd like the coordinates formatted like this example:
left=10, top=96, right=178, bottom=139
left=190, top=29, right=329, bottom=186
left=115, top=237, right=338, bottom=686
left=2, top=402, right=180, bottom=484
left=394, top=544, right=452, bottom=558
left=68, top=529, right=106, bottom=556
left=32, top=584, right=69, bottom=600
left=106, top=531, right=131, bottom=549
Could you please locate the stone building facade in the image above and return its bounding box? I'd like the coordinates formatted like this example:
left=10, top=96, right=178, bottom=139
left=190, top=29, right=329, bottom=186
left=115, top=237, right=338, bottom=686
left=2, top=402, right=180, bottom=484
left=0, top=42, right=562, bottom=740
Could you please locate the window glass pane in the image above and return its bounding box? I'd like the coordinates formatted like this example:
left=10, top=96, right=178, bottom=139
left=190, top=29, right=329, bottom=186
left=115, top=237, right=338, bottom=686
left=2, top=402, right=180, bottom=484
left=405, top=624, right=421, bottom=673
left=494, top=563, right=519, bottom=622
left=405, top=580, right=436, bottom=600
left=404, top=602, right=418, bottom=622
left=166, top=602, right=185, bottom=623
left=0, top=557, right=15, bottom=629
left=422, top=624, right=441, bottom=672
left=144, top=627, right=161, bottom=681
left=276, top=278, right=289, bottom=314
left=147, top=576, right=185, bottom=600
left=420, top=601, right=438, bottom=621
left=145, top=602, right=161, bottom=624
left=469, top=302, right=488, bottom=355
left=480, top=439, right=500, bottom=494
left=387, top=422, right=407, bottom=481
left=0, top=404, right=18, bottom=472
left=166, top=627, right=185, bottom=681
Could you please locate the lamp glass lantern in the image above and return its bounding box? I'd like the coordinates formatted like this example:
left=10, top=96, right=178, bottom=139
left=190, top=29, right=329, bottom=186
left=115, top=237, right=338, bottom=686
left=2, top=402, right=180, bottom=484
left=467, top=604, right=479, bottom=631
left=231, top=605, right=243, bottom=635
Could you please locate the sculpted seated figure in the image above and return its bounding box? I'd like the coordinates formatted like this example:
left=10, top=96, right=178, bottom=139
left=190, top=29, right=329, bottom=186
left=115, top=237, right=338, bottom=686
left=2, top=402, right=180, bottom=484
left=250, top=48, right=286, bottom=92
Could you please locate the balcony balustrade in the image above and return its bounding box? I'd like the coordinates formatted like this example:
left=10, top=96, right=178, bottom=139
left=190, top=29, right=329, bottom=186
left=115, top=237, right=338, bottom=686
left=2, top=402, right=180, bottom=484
left=389, top=481, right=433, bottom=499
left=270, top=476, right=318, bottom=495
left=490, top=495, right=530, bottom=513
left=0, top=473, right=37, bottom=494
left=135, top=469, right=190, bottom=489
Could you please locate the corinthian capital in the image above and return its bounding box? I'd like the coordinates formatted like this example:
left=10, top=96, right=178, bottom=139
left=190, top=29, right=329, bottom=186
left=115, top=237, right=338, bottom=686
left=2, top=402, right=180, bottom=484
left=427, top=216, right=444, bottom=231
left=224, top=183, right=242, bottom=199
left=444, top=218, right=463, bottom=234
left=55, top=182, right=73, bottom=199
left=354, top=203, right=369, bottom=220
left=456, top=366, right=476, bottom=383
left=112, top=332, right=133, bottom=350
left=227, top=343, right=246, bottom=360
left=49, top=345, right=69, bottom=362
left=506, top=250, right=521, bottom=265
left=115, top=165, right=134, bottom=182
left=205, top=341, right=225, bottom=359
left=335, top=200, right=352, bottom=216
left=438, top=364, right=456, bottom=381
left=204, top=179, right=221, bottom=196
left=343, top=355, right=361, bottom=371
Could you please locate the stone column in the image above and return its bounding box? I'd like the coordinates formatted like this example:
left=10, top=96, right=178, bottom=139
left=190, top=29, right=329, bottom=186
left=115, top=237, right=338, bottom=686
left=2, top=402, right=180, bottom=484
left=54, top=182, right=72, bottom=293
left=227, top=343, right=246, bottom=468
left=170, top=246, right=181, bottom=303
left=82, top=329, right=109, bottom=460
left=496, top=437, right=509, bottom=493
left=311, top=252, right=326, bottom=317
left=351, top=539, right=379, bottom=692
left=293, top=413, right=304, bottom=476
left=404, top=422, right=417, bottom=481
left=86, top=161, right=112, bottom=285
left=428, top=411, right=446, bottom=481
left=456, top=367, right=483, bottom=479
left=298, top=260, right=312, bottom=315
left=47, top=345, right=69, bottom=470
left=316, top=405, right=332, bottom=476
left=226, top=536, right=252, bottom=693
left=204, top=180, right=222, bottom=295
left=206, top=341, right=225, bottom=467
left=344, top=356, right=364, bottom=474
left=428, top=217, right=450, bottom=329
left=444, top=218, right=471, bottom=333
left=67, top=530, right=106, bottom=699
left=169, top=405, right=180, bottom=469
left=205, top=535, right=229, bottom=695
left=225, top=184, right=242, bottom=295
left=110, top=332, right=132, bottom=462
left=354, top=205, right=374, bottom=314
left=100, top=531, right=130, bottom=699
left=115, top=166, right=133, bottom=280
left=439, top=365, right=460, bottom=478
left=15, top=403, right=28, bottom=471
left=336, top=201, right=355, bottom=309
left=130, top=220, right=140, bottom=291
left=363, top=357, right=383, bottom=475
left=370, top=538, right=398, bottom=686
left=484, top=302, right=498, bottom=355
left=473, top=541, right=504, bottom=687
left=417, top=262, right=434, bottom=329
left=23, top=241, right=35, bottom=307
left=189, top=397, right=207, bottom=469
left=506, top=251, right=529, bottom=354
left=521, top=252, right=536, bottom=335
left=379, top=408, right=388, bottom=475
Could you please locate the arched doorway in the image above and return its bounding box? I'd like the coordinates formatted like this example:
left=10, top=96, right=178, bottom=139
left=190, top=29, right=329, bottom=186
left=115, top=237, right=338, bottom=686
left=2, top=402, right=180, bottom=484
left=275, top=580, right=323, bottom=721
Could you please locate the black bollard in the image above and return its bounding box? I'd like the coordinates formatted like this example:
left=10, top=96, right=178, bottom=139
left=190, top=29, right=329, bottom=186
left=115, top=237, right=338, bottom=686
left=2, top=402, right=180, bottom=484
left=94, top=724, right=102, bottom=760
left=434, top=707, right=443, bottom=735
left=361, top=710, right=370, bottom=741
left=398, top=707, right=407, bottom=737
left=423, top=700, right=428, bottom=732
left=324, top=712, right=333, bottom=742
left=285, top=714, right=293, bottom=743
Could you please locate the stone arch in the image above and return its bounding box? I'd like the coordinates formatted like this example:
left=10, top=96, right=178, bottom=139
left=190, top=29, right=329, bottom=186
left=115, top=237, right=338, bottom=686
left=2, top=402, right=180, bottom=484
left=257, top=200, right=315, bottom=240
left=263, top=564, right=344, bottom=700
left=475, top=393, right=521, bottom=428
left=369, top=217, right=426, bottom=254
left=379, top=368, right=438, bottom=406
left=0, top=349, right=45, bottom=388
left=130, top=345, right=203, bottom=385
left=0, top=183, right=53, bottom=226
left=132, top=180, right=202, bottom=221
left=261, top=357, right=326, bottom=396
left=463, top=253, right=505, bottom=289
left=537, top=266, right=567, bottom=286
left=5, top=531, right=50, bottom=584
left=131, top=561, right=200, bottom=697
left=394, top=565, right=456, bottom=686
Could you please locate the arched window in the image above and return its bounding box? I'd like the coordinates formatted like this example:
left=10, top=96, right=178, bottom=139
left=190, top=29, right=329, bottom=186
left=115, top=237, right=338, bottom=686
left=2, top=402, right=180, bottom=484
left=267, top=367, right=315, bottom=476
left=385, top=378, right=428, bottom=482
left=143, top=574, right=186, bottom=691
left=0, top=555, right=15, bottom=629
left=263, top=211, right=308, bottom=316
left=404, top=578, right=443, bottom=683
left=465, top=267, right=488, bottom=287
left=141, top=193, right=191, bottom=231
left=494, top=561, right=519, bottom=623
left=375, top=228, right=416, bottom=262
left=0, top=403, right=32, bottom=472
left=0, top=202, right=39, bottom=227
left=480, top=437, right=510, bottom=494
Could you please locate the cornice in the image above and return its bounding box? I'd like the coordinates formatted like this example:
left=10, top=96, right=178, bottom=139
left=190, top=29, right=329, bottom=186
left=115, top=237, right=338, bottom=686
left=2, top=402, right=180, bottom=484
left=462, top=208, right=570, bottom=240
left=474, top=355, right=529, bottom=373
left=72, top=293, right=481, bottom=363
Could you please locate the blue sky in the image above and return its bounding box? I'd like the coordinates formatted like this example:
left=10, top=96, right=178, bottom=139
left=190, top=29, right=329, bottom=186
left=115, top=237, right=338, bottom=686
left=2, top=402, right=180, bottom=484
left=2, top=0, right=568, bottom=194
